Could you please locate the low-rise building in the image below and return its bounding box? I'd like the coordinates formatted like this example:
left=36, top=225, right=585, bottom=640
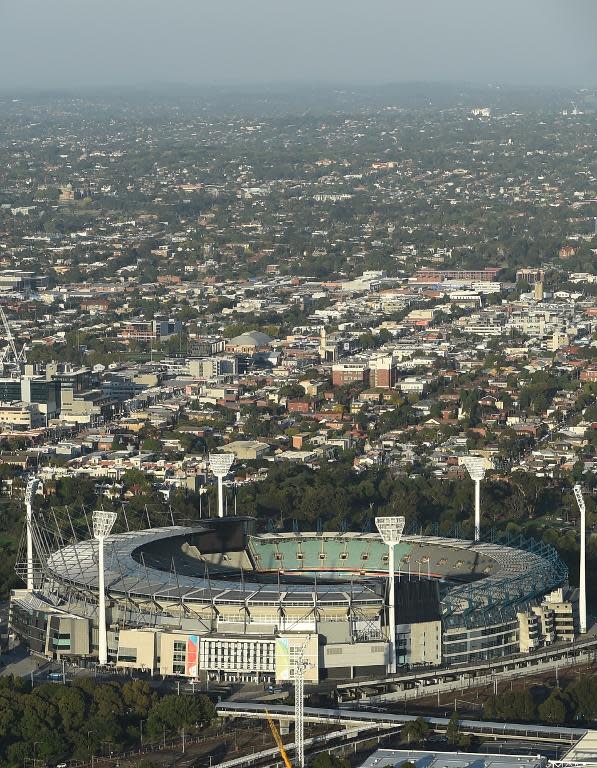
left=0, top=401, right=45, bottom=430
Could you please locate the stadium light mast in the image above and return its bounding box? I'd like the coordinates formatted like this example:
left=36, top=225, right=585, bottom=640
left=573, top=484, right=587, bottom=634
left=209, top=453, right=235, bottom=518
left=92, top=509, right=117, bottom=665
left=24, top=477, right=40, bottom=590
left=462, top=456, right=486, bottom=542
left=375, top=515, right=405, bottom=675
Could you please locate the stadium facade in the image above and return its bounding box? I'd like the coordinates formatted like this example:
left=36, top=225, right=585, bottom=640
left=9, top=517, right=579, bottom=683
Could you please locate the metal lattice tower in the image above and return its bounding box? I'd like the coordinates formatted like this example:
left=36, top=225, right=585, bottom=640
left=573, top=484, right=587, bottom=634
left=462, top=456, right=486, bottom=542
left=292, top=638, right=311, bottom=768
left=209, top=453, right=235, bottom=518
left=295, top=660, right=304, bottom=768
left=92, top=509, right=117, bottom=665
left=375, top=516, right=405, bottom=674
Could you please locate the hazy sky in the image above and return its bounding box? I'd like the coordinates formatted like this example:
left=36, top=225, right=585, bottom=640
left=1, top=0, right=596, bottom=91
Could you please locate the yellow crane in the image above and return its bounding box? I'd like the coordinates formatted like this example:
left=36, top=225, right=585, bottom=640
left=265, top=708, right=293, bottom=768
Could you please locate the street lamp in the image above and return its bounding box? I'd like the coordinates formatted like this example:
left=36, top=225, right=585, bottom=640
left=375, top=515, right=405, bottom=674
left=208, top=453, right=234, bottom=518
left=24, top=477, right=40, bottom=590
left=462, top=456, right=486, bottom=542
left=199, top=485, right=208, bottom=518
left=92, top=509, right=117, bottom=665
left=101, top=741, right=113, bottom=757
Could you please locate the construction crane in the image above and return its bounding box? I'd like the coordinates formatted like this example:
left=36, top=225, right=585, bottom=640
left=0, top=306, right=25, bottom=371
left=265, top=708, right=293, bottom=768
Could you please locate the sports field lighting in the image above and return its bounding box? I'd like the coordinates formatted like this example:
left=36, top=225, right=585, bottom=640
left=573, top=484, right=587, bottom=634
left=92, top=509, right=117, bottom=665
left=375, top=515, right=405, bottom=675
left=462, top=456, right=486, bottom=542
left=209, top=453, right=235, bottom=518
left=24, top=477, right=40, bottom=590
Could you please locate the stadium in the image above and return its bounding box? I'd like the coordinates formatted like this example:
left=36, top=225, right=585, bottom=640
left=9, top=510, right=580, bottom=684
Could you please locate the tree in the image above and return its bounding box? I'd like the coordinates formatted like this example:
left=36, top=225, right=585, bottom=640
left=122, top=680, right=153, bottom=718
left=20, top=691, right=68, bottom=762
left=122, top=468, right=152, bottom=495
left=142, top=438, right=162, bottom=453
left=53, top=685, right=88, bottom=736
left=93, top=682, right=126, bottom=721
left=401, top=717, right=430, bottom=745
left=446, top=711, right=460, bottom=745
left=569, top=676, right=597, bottom=722
left=538, top=691, right=568, bottom=725
left=430, top=402, right=443, bottom=420
left=279, top=383, right=306, bottom=399
left=485, top=689, right=536, bottom=722
left=146, top=693, right=214, bottom=736
left=311, top=753, right=351, bottom=768
left=571, top=460, right=584, bottom=483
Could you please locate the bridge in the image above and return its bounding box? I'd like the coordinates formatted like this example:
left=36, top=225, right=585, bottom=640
left=217, top=702, right=588, bottom=745
left=336, top=636, right=597, bottom=702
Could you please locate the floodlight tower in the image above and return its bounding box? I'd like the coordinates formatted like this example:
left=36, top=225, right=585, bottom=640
left=375, top=516, right=406, bottom=675
left=92, top=509, right=117, bottom=665
left=209, top=453, right=235, bottom=518
left=24, top=477, right=40, bottom=590
left=573, top=484, right=587, bottom=634
left=462, top=456, right=486, bottom=542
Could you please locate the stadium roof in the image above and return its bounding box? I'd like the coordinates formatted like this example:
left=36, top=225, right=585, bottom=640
left=358, top=749, right=545, bottom=768
left=228, top=330, right=271, bottom=347
left=40, top=525, right=567, bottom=625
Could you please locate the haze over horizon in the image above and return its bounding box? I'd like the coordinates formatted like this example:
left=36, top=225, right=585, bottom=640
left=1, top=0, right=596, bottom=93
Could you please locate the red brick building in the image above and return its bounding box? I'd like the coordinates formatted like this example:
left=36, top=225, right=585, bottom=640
left=332, top=362, right=370, bottom=387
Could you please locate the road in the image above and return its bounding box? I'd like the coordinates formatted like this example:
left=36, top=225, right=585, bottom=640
left=0, top=644, right=52, bottom=681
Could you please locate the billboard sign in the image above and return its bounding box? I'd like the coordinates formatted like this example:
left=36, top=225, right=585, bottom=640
left=186, top=634, right=199, bottom=677
left=275, top=637, right=291, bottom=681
